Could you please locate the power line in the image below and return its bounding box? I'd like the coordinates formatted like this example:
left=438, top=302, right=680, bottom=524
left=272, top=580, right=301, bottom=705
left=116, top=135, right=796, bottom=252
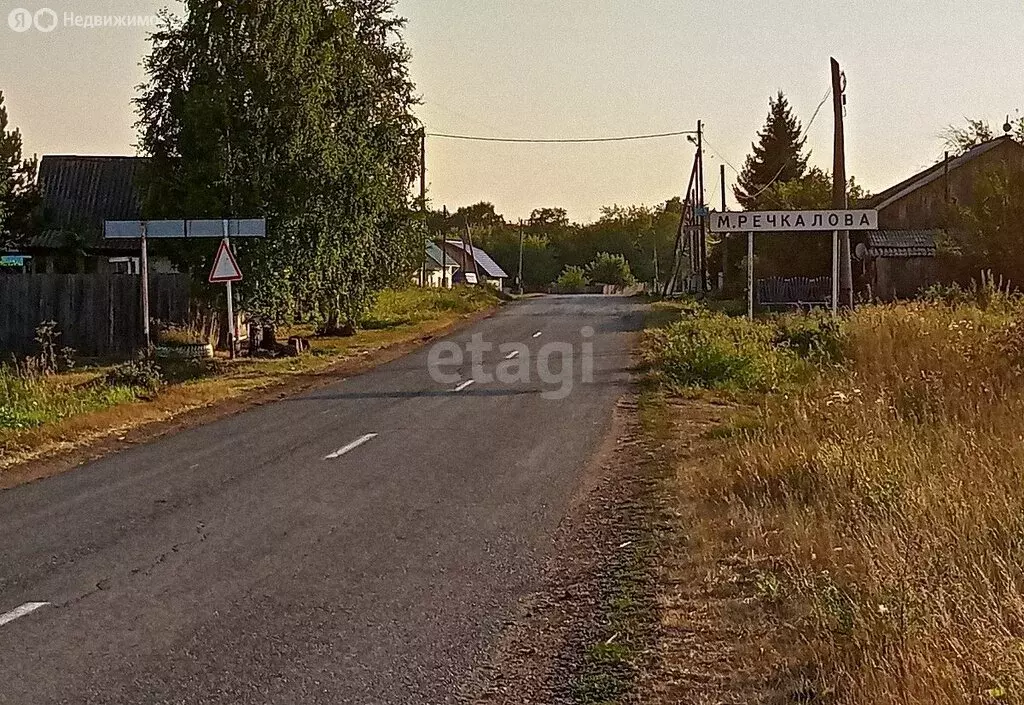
left=425, top=129, right=698, bottom=144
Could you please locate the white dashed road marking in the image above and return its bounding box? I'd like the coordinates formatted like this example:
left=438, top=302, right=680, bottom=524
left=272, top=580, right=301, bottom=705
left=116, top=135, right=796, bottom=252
left=453, top=380, right=475, bottom=393
left=324, top=433, right=378, bottom=460
left=0, top=602, right=50, bottom=628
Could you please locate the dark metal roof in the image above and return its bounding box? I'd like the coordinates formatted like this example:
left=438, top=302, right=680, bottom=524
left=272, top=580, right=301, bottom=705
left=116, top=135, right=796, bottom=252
left=425, top=243, right=457, bottom=269
left=865, top=230, right=938, bottom=258
left=442, top=240, right=509, bottom=278
left=865, top=137, right=1024, bottom=211
left=29, top=155, right=147, bottom=251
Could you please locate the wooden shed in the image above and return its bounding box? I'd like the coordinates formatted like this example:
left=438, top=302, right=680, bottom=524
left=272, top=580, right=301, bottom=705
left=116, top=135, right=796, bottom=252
left=856, top=230, right=938, bottom=301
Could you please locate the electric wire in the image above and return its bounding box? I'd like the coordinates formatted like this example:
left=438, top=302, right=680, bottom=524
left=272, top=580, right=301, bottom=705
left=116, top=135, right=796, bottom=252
left=425, top=129, right=698, bottom=144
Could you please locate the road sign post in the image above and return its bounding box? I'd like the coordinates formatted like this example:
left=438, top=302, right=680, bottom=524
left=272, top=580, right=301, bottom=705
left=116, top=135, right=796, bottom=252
left=140, top=222, right=151, bottom=351
left=747, top=230, right=754, bottom=321
left=209, top=231, right=244, bottom=359
left=105, top=218, right=264, bottom=357
left=708, top=210, right=878, bottom=320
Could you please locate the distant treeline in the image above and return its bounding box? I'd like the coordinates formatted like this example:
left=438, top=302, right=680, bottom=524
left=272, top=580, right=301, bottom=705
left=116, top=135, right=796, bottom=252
left=427, top=201, right=683, bottom=289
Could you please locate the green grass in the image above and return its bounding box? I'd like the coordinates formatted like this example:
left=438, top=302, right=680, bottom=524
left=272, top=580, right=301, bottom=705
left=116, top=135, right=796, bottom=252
left=0, top=367, right=143, bottom=431
left=639, top=300, right=842, bottom=394
left=360, top=285, right=499, bottom=329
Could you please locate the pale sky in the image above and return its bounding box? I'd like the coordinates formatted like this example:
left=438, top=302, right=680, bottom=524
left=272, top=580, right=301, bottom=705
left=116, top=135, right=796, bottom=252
left=1, top=0, right=1022, bottom=222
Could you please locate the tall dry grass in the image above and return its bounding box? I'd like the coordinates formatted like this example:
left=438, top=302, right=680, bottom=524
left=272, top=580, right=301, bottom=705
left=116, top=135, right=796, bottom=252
left=687, top=297, right=1024, bottom=704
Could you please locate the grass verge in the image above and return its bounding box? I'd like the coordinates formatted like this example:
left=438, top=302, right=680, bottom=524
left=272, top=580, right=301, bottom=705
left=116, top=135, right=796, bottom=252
left=0, top=286, right=499, bottom=478
left=570, top=395, right=665, bottom=705
left=641, top=292, right=1024, bottom=704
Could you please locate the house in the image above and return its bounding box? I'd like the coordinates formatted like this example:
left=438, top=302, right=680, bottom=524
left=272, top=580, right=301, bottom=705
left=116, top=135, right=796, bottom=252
left=854, top=136, right=1024, bottom=299
left=865, top=136, right=1024, bottom=230
left=439, top=240, right=509, bottom=289
left=12, top=155, right=175, bottom=274
left=855, top=231, right=939, bottom=301
left=413, top=243, right=460, bottom=288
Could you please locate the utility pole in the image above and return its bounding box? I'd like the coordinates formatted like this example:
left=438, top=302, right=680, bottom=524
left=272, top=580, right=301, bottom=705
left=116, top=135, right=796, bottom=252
left=697, top=120, right=708, bottom=292
left=831, top=57, right=853, bottom=308
left=720, top=163, right=728, bottom=291
left=652, top=236, right=659, bottom=290
left=464, top=217, right=480, bottom=281
left=441, top=206, right=449, bottom=288
left=517, top=219, right=525, bottom=294
left=420, top=128, right=428, bottom=287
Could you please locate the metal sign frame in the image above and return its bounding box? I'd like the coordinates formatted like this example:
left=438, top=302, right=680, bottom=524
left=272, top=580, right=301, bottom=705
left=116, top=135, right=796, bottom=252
left=709, top=209, right=878, bottom=233
left=707, top=210, right=879, bottom=320
left=103, top=218, right=265, bottom=355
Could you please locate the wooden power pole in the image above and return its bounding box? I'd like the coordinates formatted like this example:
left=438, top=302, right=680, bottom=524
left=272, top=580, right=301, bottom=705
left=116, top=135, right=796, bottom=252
left=720, top=163, right=728, bottom=291
left=831, top=57, right=853, bottom=308
left=696, top=120, right=708, bottom=292
left=420, top=128, right=428, bottom=286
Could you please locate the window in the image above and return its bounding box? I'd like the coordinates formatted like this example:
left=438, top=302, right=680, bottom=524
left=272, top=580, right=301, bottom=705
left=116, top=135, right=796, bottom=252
left=108, top=257, right=141, bottom=274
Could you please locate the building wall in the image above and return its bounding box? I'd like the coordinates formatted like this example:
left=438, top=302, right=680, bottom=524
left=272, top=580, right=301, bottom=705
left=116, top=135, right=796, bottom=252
left=872, top=256, right=937, bottom=301
left=878, top=140, right=1024, bottom=229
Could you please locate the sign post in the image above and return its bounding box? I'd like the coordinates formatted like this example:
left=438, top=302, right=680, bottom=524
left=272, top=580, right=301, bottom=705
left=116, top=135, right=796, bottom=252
left=140, top=221, right=151, bottom=350
left=104, top=218, right=265, bottom=356
left=747, top=231, right=754, bottom=321
left=209, top=231, right=244, bottom=359
left=708, top=210, right=878, bottom=321
left=832, top=230, right=840, bottom=316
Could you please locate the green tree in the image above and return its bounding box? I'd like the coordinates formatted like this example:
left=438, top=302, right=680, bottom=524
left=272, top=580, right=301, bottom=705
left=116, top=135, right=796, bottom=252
left=528, top=207, right=569, bottom=228
left=586, top=252, right=634, bottom=286
left=555, top=265, right=588, bottom=293
left=0, top=91, right=39, bottom=250
left=758, top=166, right=869, bottom=209
left=943, top=116, right=1024, bottom=156
left=946, top=163, right=1024, bottom=281
left=453, top=202, right=505, bottom=229
left=136, top=0, right=421, bottom=330
left=734, top=91, right=809, bottom=209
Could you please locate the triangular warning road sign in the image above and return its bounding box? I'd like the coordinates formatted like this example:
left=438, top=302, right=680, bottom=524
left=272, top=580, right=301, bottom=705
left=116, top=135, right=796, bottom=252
left=209, top=238, right=243, bottom=283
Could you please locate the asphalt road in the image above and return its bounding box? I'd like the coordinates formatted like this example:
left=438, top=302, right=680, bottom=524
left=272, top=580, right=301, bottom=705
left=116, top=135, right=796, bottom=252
left=0, top=295, right=644, bottom=705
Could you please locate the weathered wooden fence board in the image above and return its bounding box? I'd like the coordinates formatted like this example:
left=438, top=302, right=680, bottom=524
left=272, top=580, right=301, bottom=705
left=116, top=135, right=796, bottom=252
left=0, top=273, right=191, bottom=357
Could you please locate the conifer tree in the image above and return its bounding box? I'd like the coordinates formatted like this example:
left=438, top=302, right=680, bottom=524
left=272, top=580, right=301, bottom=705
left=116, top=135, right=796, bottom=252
left=734, top=91, right=809, bottom=210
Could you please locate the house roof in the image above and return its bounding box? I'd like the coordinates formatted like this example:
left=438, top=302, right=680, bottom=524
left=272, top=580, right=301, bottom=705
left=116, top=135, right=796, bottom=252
left=443, top=240, right=509, bottom=278
left=27, top=155, right=147, bottom=251
left=865, top=137, right=1022, bottom=211
left=425, top=243, right=458, bottom=269
left=865, top=230, right=938, bottom=258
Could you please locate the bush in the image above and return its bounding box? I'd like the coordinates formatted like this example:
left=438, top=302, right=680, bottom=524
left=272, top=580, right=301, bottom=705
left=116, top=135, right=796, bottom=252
left=104, top=360, right=164, bottom=395
left=640, top=308, right=808, bottom=392
left=771, top=313, right=846, bottom=363
left=586, top=252, right=635, bottom=287
left=556, top=266, right=589, bottom=293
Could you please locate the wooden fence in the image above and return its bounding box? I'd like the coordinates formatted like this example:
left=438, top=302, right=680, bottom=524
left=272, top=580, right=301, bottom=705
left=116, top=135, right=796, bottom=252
left=757, top=276, right=833, bottom=310
left=0, top=273, right=192, bottom=357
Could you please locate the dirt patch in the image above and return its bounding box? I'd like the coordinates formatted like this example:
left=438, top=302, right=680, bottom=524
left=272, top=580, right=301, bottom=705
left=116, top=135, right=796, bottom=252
left=0, top=307, right=497, bottom=491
